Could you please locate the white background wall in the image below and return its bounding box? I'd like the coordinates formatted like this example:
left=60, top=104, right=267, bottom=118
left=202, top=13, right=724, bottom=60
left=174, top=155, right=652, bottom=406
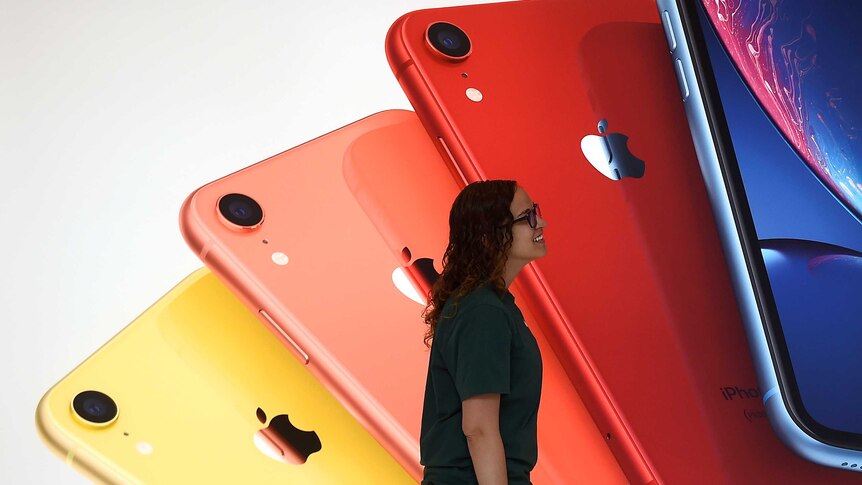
left=0, top=1, right=494, bottom=482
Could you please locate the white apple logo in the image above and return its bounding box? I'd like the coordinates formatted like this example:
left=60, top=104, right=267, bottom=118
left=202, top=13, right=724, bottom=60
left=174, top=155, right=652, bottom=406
left=580, top=118, right=645, bottom=180
left=391, top=248, right=440, bottom=306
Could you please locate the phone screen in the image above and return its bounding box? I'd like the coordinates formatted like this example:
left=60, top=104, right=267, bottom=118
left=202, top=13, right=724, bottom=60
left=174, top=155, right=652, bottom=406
left=693, top=0, right=862, bottom=439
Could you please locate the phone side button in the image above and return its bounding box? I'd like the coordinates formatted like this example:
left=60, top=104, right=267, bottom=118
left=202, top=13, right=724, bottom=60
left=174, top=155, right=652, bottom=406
left=674, top=58, right=690, bottom=101
left=259, top=309, right=310, bottom=365
left=661, top=10, right=677, bottom=51
left=437, top=137, right=468, bottom=186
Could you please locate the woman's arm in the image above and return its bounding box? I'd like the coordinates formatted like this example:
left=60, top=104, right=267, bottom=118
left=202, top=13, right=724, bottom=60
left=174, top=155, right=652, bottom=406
left=462, top=393, right=507, bottom=485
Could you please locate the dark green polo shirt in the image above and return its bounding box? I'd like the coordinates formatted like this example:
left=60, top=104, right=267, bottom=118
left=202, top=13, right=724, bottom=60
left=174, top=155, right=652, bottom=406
left=420, top=286, right=543, bottom=485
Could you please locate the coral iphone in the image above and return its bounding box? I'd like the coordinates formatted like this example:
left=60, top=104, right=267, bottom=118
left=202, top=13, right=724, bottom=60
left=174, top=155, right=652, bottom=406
left=386, top=1, right=859, bottom=483
left=181, top=110, right=626, bottom=483
left=181, top=111, right=426, bottom=479
left=36, top=269, right=413, bottom=484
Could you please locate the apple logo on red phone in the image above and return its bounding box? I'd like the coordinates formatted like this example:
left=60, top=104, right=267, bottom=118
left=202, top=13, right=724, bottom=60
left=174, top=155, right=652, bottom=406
left=253, top=407, right=321, bottom=464
left=580, top=118, right=645, bottom=180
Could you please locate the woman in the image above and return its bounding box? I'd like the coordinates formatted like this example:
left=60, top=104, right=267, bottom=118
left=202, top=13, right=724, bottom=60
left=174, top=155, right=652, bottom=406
left=420, top=180, right=547, bottom=485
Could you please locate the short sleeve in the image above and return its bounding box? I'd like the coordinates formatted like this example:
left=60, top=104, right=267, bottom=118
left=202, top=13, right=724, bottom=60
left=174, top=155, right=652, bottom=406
left=442, top=304, right=512, bottom=401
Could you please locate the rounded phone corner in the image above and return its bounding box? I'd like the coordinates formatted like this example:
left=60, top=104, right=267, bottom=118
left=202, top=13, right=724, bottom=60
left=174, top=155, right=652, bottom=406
left=764, top=389, right=862, bottom=473
left=178, top=188, right=211, bottom=261
left=34, top=394, right=119, bottom=484
left=385, top=12, right=413, bottom=76
left=35, top=388, right=66, bottom=460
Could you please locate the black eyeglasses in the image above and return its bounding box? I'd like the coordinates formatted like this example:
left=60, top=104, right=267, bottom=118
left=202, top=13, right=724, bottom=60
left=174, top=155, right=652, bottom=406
left=512, top=203, right=541, bottom=229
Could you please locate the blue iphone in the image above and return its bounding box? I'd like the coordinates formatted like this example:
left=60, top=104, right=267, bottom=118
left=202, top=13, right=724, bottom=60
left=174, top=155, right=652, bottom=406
left=657, top=0, right=862, bottom=473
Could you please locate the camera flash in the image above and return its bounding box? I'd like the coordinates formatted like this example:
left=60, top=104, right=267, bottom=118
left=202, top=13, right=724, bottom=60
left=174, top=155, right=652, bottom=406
left=271, top=252, right=289, bottom=266
left=465, top=87, right=483, bottom=102
left=136, top=442, right=153, bottom=455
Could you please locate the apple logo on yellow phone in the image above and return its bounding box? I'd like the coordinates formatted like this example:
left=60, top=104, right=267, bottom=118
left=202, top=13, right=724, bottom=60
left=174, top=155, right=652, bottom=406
left=253, top=407, right=321, bottom=464
left=580, top=118, right=645, bottom=180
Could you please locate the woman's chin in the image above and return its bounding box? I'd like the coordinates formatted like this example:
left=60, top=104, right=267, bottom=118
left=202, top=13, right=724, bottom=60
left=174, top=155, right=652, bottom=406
left=531, top=244, right=548, bottom=259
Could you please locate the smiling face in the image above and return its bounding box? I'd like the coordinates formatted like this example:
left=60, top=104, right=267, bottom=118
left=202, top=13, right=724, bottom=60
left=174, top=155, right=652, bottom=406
left=507, top=186, right=547, bottom=269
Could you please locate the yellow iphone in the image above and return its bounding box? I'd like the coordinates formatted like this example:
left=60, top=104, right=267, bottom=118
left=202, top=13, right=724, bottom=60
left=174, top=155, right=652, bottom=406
left=36, top=269, right=414, bottom=484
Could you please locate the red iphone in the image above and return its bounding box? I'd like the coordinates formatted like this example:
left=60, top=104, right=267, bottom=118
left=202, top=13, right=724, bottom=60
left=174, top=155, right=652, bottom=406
left=180, top=110, right=628, bottom=483
left=386, top=1, right=858, bottom=483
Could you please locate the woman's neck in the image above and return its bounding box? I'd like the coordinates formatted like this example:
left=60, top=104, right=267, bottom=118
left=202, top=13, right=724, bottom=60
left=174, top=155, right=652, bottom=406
left=503, top=259, right=528, bottom=288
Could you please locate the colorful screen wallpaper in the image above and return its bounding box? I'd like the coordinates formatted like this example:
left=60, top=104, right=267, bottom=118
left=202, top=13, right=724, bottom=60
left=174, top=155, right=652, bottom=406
left=697, top=0, right=862, bottom=435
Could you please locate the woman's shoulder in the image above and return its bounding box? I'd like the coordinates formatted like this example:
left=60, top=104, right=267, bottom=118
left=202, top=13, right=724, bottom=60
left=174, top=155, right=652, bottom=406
left=460, top=284, right=507, bottom=305
left=436, top=287, right=516, bottom=347
left=441, top=286, right=509, bottom=323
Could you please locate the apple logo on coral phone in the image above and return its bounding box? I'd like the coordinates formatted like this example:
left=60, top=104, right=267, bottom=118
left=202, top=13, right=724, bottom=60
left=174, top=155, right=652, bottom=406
left=580, top=118, right=645, bottom=180
left=253, top=407, right=321, bottom=464
left=391, top=247, right=441, bottom=306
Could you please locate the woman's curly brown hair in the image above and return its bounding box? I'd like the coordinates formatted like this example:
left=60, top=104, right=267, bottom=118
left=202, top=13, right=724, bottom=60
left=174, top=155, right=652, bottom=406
left=422, top=180, right=518, bottom=346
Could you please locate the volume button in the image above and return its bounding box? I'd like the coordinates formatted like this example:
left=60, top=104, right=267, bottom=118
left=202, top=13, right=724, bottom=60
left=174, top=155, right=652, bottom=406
left=674, top=58, right=690, bottom=101
left=661, top=10, right=677, bottom=51
left=437, top=137, right=468, bottom=186
left=259, top=309, right=310, bottom=364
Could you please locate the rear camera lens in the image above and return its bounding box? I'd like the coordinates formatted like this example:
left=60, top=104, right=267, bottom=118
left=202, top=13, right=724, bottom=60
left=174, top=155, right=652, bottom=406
left=427, top=22, right=471, bottom=60
left=218, top=193, right=264, bottom=227
left=439, top=33, right=460, bottom=50
left=72, top=390, right=118, bottom=425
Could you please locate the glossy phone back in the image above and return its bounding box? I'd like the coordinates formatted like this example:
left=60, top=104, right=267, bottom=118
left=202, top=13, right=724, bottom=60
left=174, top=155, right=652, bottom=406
left=344, top=115, right=628, bottom=484
left=385, top=1, right=857, bottom=483
left=181, top=111, right=429, bottom=478
left=35, top=269, right=413, bottom=484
